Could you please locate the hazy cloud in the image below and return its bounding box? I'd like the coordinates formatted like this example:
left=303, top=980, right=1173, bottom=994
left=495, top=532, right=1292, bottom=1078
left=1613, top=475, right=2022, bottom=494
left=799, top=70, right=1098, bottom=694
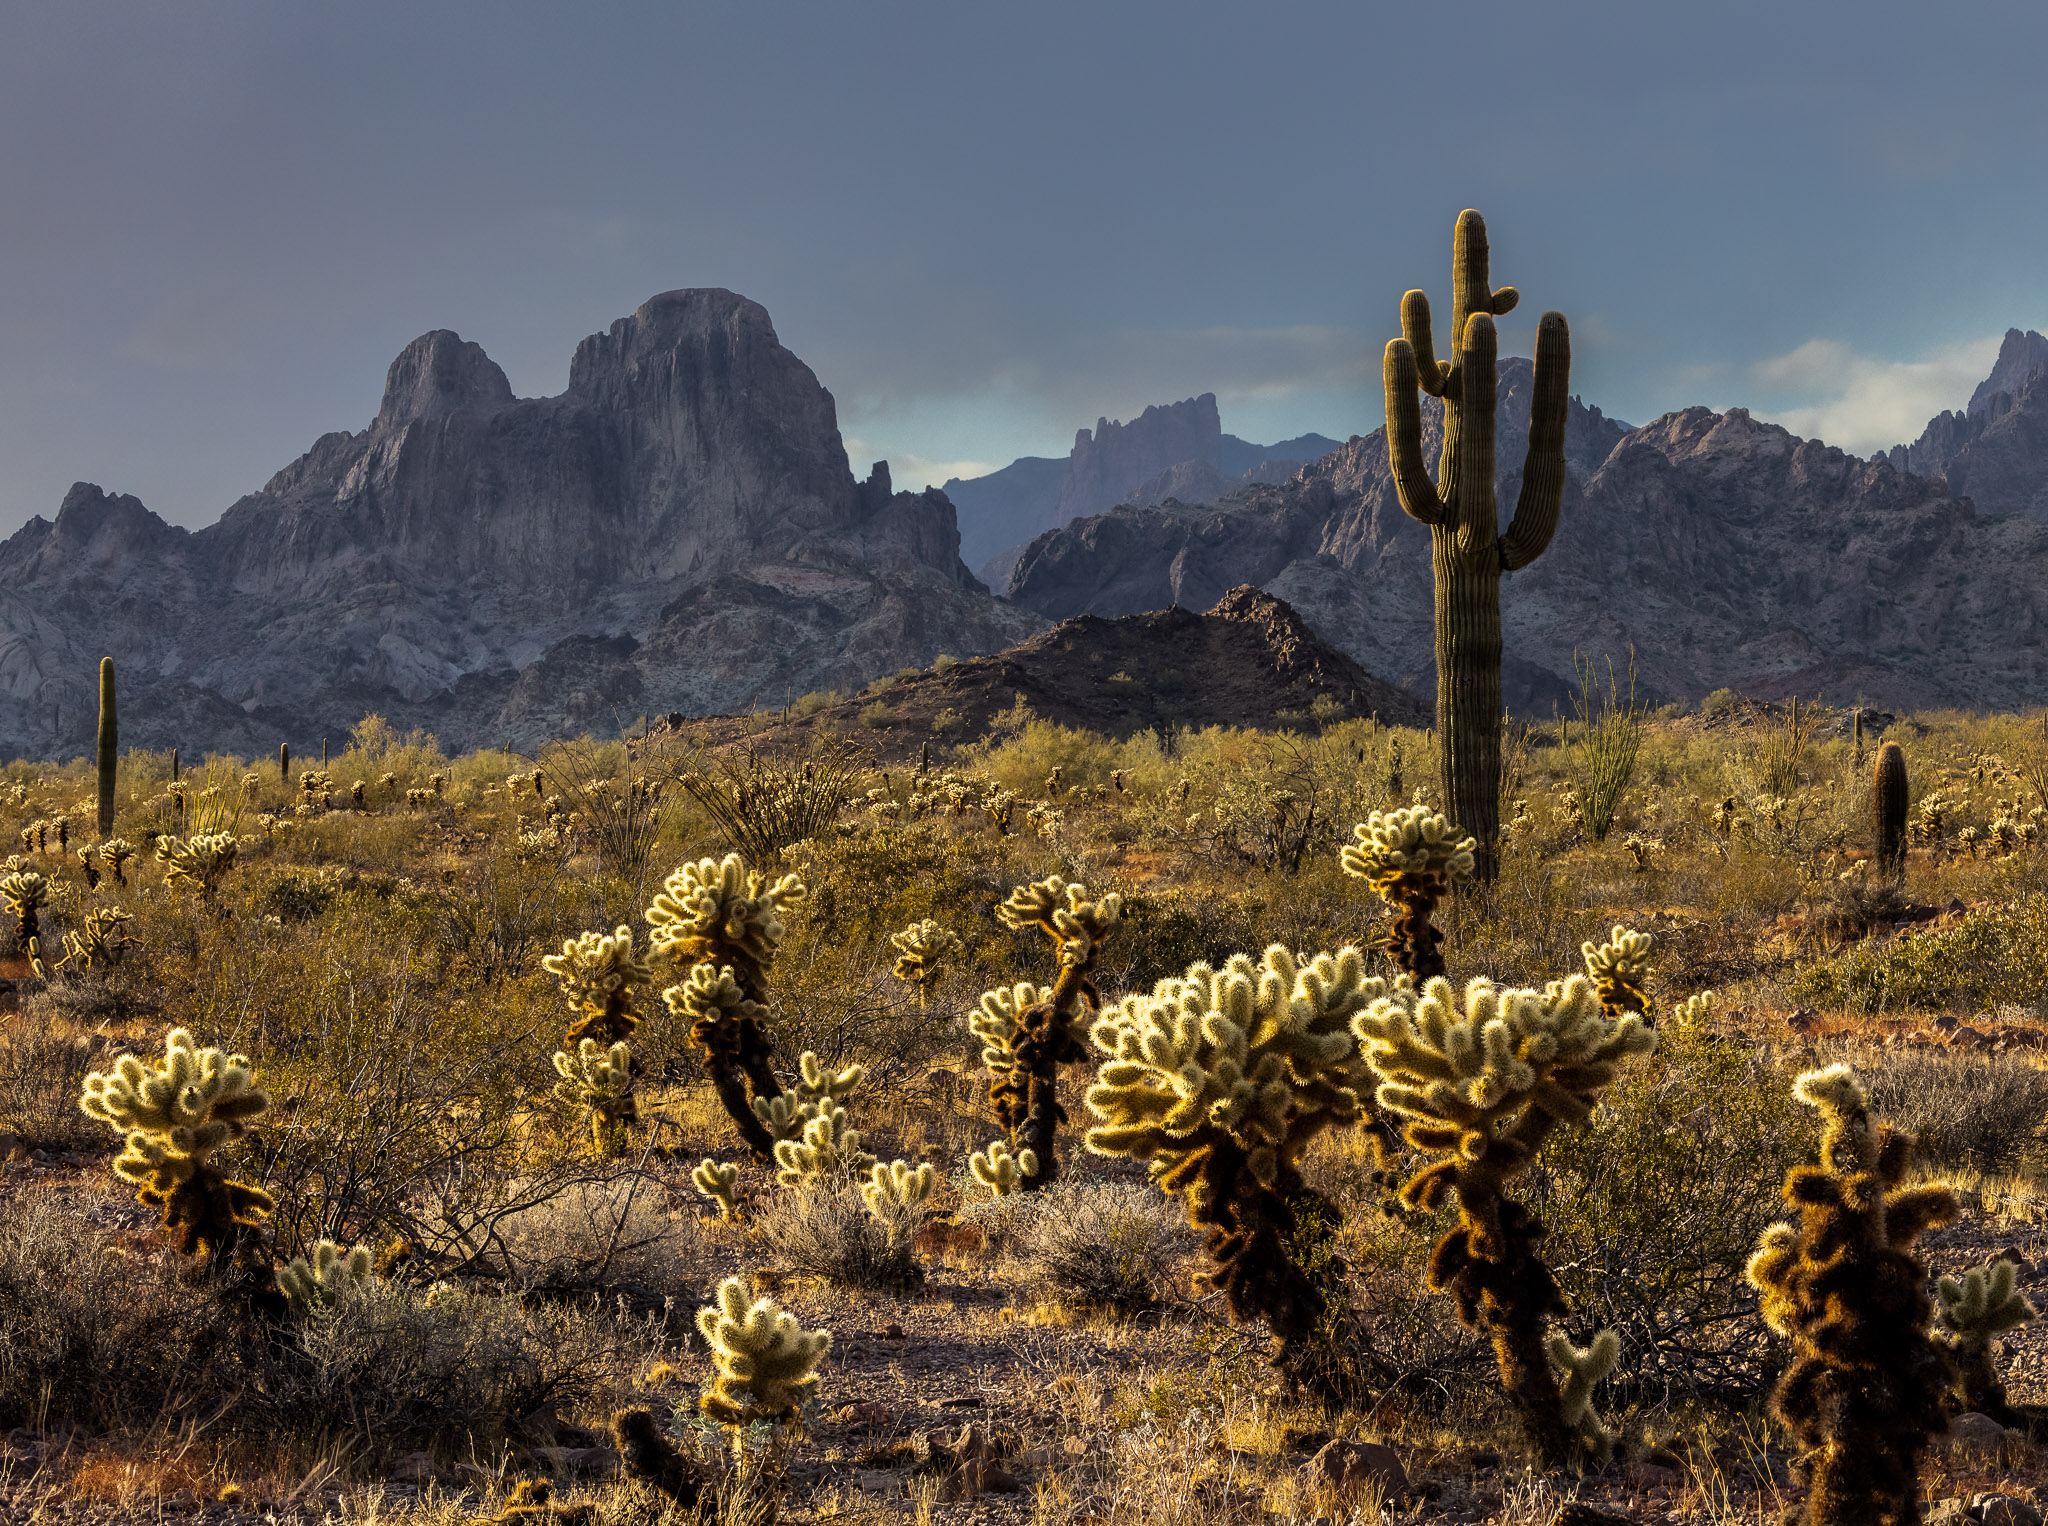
left=1752, top=335, right=2004, bottom=455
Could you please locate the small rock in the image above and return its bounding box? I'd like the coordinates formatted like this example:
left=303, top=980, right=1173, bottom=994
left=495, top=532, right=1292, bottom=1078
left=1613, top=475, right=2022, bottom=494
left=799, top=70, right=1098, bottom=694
left=880, top=1323, right=906, bottom=1340
left=1927, top=1501, right=1970, bottom=1526
left=831, top=1402, right=895, bottom=1429
left=1977, top=1494, right=2045, bottom=1526
left=534, top=1446, right=618, bottom=1478
left=1282, top=1426, right=1333, bottom=1453
left=388, top=1453, right=449, bottom=1486
left=1303, top=1438, right=1408, bottom=1501
left=1946, top=1411, right=2010, bottom=1454
left=938, top=1393, right=983, bottom=1407
left=1626, top=1461, right=1680, bottom=1489
left=938, top=1461, right=1020, bottom=1501
left=852, top=1469, right=901, bottom=1495
left=1062, top=1434, right=1089, bottom=1456
left=1997, top=1246, right=2034, bottom=1272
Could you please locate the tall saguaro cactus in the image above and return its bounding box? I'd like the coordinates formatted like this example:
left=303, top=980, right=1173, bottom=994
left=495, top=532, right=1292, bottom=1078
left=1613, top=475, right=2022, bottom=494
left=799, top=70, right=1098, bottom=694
left=1384, top=210, right=1570, bottom=878
left=96, top=658, right=117, bottom=836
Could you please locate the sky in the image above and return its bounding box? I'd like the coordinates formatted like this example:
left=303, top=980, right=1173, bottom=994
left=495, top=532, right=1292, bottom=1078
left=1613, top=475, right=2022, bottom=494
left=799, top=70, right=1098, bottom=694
left=2, top=1, right=2046, bottom=531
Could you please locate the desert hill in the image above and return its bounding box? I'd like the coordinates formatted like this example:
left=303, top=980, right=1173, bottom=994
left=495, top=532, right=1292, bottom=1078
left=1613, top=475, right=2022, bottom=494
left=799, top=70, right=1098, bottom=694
left=686, top=584, right=1425, bottom=762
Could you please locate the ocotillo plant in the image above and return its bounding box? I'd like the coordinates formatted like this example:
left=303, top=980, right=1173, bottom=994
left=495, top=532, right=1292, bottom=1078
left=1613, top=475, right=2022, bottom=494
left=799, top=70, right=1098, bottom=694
left=1936, top=1259, right=2038, bottom=1426
left=95, top=657, right=116, bottom=836
left=1340, top=807, right=1475, bottom=981
left=1383, top=209, right=1570, bottom=878
left=1355, top=974, right=1655, bottom=1467
left=1746, top=1065, right=1959, bottom=1525
left=649, top=854, right=805, bottom=1158
left=1873, top=741, right=1909, bottom=880
left=1087, top=945, right=1380, bottom=1383
left=983, top=874, right=1121, bottom=1189
left=77, top=1028, right=275, bottom=1261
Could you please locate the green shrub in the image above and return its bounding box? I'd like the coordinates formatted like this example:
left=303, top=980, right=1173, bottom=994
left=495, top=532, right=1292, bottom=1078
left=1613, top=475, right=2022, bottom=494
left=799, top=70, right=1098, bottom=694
left=1525, top=1022, right=1817, bottom=1402
left=1789, top=895, right=2048, bottom=1013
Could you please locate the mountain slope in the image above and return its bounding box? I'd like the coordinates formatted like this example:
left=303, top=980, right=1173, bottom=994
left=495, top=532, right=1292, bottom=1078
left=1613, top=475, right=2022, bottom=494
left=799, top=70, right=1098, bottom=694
left=1888, top=329, right=2048, bottom=520
left=0, top=290, right=1042, bottom=759
left=1008, top=358, right=2048, bottom=713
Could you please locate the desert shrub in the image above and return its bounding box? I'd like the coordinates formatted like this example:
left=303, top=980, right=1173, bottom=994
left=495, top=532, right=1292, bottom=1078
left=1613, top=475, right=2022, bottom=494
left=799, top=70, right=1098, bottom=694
left=0, top=1029, right=103, bottom=1150
left=1008, top=1181, right=1198, bottom=1311
left=1836, top=1043, right=2048, bottom=1174
left=976, top=715, right=1121, bottom=795
left=1790, top=894, right=2048, bottom=1013
left=266, top=1279, right=656, bottom=1457
left=461, top=1175, right=711, bottom=1307
left=754, top=1185, right=921, bottom=1290
left=0, top=1189, right=239, bottom=1431
left=1524, top=1022, right=1818, bottom=1403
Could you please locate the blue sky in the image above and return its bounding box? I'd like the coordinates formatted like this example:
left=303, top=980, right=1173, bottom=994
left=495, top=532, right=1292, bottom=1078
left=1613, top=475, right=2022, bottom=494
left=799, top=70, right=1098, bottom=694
left=1, top=0, right=2043, bottom=529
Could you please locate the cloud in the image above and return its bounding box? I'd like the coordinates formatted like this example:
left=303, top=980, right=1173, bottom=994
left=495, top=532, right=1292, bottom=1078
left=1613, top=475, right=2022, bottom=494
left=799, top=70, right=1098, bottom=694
left=1751, top=333, right=2004, bottom=454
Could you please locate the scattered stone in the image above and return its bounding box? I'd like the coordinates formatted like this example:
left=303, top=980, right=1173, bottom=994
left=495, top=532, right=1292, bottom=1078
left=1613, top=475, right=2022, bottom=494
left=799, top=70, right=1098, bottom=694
left=533, top=1446, right=618, bottom=1478
left=1945, top=1411, right=2010, bottom=1455
left=937, top=1461, right=1019, bottom=1501
left=1551, top=1505, right=1634, bottom=1526
left=831, top=1402, right=895, bottom=1429
left=1062, top=1434, right=1089, bottom=1456
left=881, top=1323, right=906, bottom=1340
left=1625, top=1461, right=1680, bottom=1489
left=1977, top=1494, right=2045, bottom=1526
left=938, top=1393, right=983, bottom=1407
left=1303, top=1438, right=1408, bottom=1501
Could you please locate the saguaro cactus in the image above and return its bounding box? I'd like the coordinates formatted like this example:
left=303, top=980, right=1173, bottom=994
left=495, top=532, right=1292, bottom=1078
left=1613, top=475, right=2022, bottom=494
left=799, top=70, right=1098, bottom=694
left=279, top=742, right=290, bottom=783
left=1384, top=209, right=1570, bottom=878
left=1746, top=1064, right=1958, bottom=1526
left=1873, top=742, right=1909, bottom=880
left=96, top=658, right=116, bottom=836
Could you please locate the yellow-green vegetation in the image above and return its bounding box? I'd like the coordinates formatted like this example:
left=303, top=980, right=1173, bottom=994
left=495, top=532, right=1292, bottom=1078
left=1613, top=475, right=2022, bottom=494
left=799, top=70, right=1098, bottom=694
left=11, top=693, right=2048, bottom=1515
left=275, top=1238, right=375, bottom=1315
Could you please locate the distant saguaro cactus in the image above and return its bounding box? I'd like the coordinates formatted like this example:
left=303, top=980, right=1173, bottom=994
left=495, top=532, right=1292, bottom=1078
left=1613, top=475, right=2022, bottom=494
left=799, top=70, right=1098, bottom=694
left=1383, top=209, right=1570, bottom=879
left=96, top=658, right=116, bottom=836
left=279, top=742, right=290, bottom=784
left=1873, top=741, right=1909, bottom=879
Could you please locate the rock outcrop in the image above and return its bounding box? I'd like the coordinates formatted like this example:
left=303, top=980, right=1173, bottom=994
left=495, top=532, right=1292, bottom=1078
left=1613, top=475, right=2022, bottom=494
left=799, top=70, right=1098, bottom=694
left=687, top=584, right=1426, bottom=761
left=1009, top=357, right=2048, bottom=713
left=0, top=290, right=1041, bottom=759
left=1888, top=330, right=2048, bottom=520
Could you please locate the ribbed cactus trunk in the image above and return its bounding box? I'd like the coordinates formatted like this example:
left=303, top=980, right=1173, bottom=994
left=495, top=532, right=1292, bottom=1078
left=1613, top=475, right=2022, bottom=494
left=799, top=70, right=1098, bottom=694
left=1873, top=741, right=1909, bottom=880
left=1384, top=210, right=1570, bottom=880
left=96, top=658, right=117, bottom=837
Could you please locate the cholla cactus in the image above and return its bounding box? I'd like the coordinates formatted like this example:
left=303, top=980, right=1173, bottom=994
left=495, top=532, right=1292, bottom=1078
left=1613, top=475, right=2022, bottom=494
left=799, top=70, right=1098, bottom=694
left=405, top=787, right=436, bottom=809
left=1671, top=990, right=1715, bottom=1029
left=0, top=868, right=49, bottom=951
left=1355, top=975, right=1654, bottom=1467
left=1340, top=807, right=1476, bottom=981
left=771, top=1100, right=875, bottom=1186
left=1621, top=834, right=1661, bottom=873
left=348, top=780, right=366, bottom=811
left=967, top=1139, right=1036, bottom=1198
left=1745, top=1065, right=1959, bottom=1526
left=985, top=875, right=1121, bottom=1190
left=100, top=837, right=135, bottom=886
left=552, top=1038, right=637, bottom=1157
left=862, top=1159, right=936, bottom=1218
left=1546, top=1331, right=1621, bottom=1467
left=692, top=1159, right=743, bottom=1221
left=54, top=905, right=136, bottom=972
left=276, top=1239, right=375, bottom=1315
left=751, top=1051, right=864, bottom=1142
left=1989, top=815, right=2024, bottom=857
left=78, top=1028, right=275, bottom=1259
left=156, top=832, right=238, bottom=902
left=889, top=918, right=964, bottom=1000
left=1087, top=944, right=1380, bottom=1375
left=696, top=1275, right=831, bottom=1427
left=1580, top=925, right=1653, bottom=1018
left=543, top=924, right=656, bottom=1047
left=1937, top=1259, right=2038, bottom=1424
left=650, top=854, right=806, bottom=1159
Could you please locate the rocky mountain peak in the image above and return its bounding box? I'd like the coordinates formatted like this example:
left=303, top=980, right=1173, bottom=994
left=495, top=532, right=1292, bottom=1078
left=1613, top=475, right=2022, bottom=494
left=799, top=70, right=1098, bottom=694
left=1058, top=393, right=1225, bottom=523
left=374, top=330, right=514, bottom=430
left=1969, top=328, right=2048, bottom=416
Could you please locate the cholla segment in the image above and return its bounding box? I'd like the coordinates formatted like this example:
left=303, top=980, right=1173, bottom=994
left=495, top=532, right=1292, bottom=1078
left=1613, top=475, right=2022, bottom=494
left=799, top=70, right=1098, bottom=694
left=1580, top=926, right=1654, bottom=1018
left=276, top=1239, right=375, bottom=1315
left=646, top=853, right=805, bottom=990
left=542, top=925, right=656, bottom=1031
left=695, top=1276, right=831, bottom=1426
left=890, top=918, right=964, bottom=990
left=967, top=1139, right=1036, bottom=1197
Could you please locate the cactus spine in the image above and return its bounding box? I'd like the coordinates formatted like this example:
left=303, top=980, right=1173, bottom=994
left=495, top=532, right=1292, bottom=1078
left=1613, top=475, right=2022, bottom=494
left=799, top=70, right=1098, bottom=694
left=1873, top=741, right=1909, bottom=880
left=1746, top=1065, right=1959, bottom=1526
left=1384, top=210, right=1570, bottom=880
left=95, top=657, right=116, bottom=836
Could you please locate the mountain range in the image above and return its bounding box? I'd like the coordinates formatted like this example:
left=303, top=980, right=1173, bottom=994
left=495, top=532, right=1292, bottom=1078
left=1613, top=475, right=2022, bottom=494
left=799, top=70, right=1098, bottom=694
left=7, top=296, right=2048, bottom=761
left=1000, top=331, right=2048, bottom=714
left=940, top=394, right=1338, bottom=583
